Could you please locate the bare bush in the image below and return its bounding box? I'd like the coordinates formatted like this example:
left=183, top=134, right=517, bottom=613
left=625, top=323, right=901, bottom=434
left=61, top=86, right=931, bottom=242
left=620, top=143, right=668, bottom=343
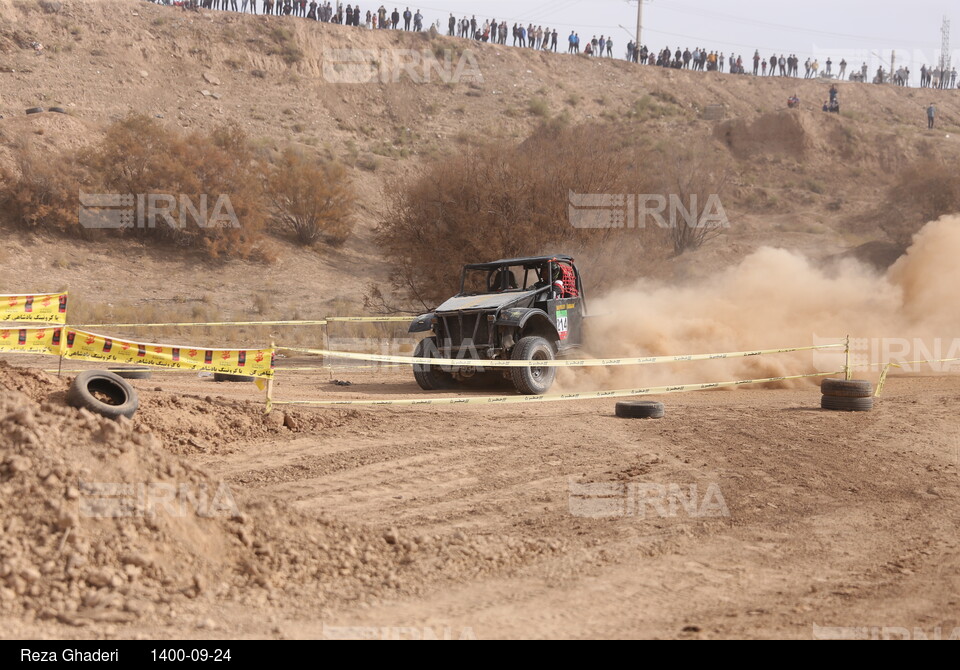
left=377, top=121, right=731, bottom=307
left=655, top=140, right=733, bottom=255
left=0, top=149, right=83, bottom=234
left=1, top=115, right=272, bottom=261
left=266, top=149, right=356, bottom=247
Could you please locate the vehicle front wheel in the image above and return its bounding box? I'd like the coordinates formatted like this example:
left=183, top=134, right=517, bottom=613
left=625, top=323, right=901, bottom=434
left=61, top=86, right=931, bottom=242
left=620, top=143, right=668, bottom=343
left=510, top=336, right=557, bottom=395
left=413, top=337, right=454, bottom=391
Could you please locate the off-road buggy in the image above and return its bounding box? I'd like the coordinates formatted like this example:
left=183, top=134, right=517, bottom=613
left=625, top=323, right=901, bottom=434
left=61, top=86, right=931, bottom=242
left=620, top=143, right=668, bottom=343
left=409, top=255, right=586, bottom=395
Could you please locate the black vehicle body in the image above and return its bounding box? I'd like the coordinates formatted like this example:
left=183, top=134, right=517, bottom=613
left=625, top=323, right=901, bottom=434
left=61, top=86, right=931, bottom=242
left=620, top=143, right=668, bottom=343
left=409, top=256, right=587, bottom=394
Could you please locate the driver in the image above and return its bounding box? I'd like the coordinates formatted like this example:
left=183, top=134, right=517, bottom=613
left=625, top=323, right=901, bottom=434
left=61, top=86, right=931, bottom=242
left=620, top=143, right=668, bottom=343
left=551, top=266, right=565, bottom=299
left=490, top=268, right=518, bottom=292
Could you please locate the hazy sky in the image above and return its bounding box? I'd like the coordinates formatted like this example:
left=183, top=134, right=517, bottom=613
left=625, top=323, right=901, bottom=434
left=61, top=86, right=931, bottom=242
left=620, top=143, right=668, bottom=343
left=389, top=0, right=955, bottom=69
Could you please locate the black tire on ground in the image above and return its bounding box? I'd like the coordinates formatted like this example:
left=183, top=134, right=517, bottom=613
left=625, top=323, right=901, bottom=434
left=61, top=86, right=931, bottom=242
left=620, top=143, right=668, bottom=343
left=615, top=401, right=666, bottom=419
left=213, top=372, right=256, bottom=383
left=510, top=336, right=557, bottom=395
left=821, top=395, right=874, bottom=412
left=67, top=370, right=139, bottom=420
left=412, top=336, right=454, bottom=391
left=48, top=107, right=67, bottom=114
left=108, top=366, right=153, bottom=380
left=821, top=378, right=874, bottom=398
left=25, top=107, right=44, bottom=115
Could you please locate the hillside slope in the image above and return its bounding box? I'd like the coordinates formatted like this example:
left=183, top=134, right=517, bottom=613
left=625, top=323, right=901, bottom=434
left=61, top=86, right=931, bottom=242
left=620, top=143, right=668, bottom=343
left=1, top=0, right=959, bottom=318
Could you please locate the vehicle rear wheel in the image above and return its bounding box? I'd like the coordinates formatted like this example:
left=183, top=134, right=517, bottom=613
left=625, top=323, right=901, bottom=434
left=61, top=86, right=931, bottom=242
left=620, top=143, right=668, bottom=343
left=413, top=337, right=454, bottom=391
left=510, top=336, right=556, bottom=395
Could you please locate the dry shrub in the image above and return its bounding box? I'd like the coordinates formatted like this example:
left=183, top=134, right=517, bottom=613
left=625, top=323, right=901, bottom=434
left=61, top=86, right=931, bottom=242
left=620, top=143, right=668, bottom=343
left=880, top=159, right=960, bottom=249
left=266, top=148, right=356, bottom=247
left=0, top=115, right=275, bottom=261
left=657, top=142, right=733, bottom=255
left=0, top=149, right=83, bottom=234
left=81, top=116, right=269, bottom=260
left=377, top=121, right=732, bottom=307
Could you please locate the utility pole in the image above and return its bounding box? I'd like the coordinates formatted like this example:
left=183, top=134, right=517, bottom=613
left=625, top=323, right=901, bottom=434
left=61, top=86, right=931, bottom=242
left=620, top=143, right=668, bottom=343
left=636, top=0, right=644, bottom=49
left=941, top=16, right=952, bottom=74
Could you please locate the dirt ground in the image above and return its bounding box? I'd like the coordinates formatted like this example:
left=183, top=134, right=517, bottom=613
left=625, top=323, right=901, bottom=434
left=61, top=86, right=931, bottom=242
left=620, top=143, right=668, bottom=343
left=1, top=358, right=958, bottom=640
left=2, top=0, right=960, bottom=641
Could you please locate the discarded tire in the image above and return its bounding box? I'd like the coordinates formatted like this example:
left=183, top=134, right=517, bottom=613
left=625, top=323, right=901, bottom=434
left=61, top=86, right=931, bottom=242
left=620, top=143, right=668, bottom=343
left=48, top=107, right=67, bottom=114
left=821, top=378, right=873, bottom=398
left=213, top=372, right=256, bottom=383
left=108, top=366, right=152, bottom=380
left=67, top=370, right=139, bottom=420
left=615, top=401, right=665, bottom=419
left=821, top=395, right=874, bottom=412
left=25, top=107, right=44, bottom=115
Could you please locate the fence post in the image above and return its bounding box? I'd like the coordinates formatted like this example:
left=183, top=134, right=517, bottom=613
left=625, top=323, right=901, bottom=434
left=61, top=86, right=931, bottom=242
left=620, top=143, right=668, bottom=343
left=264, top=340, right=275, bottom=415
left=844, top=335, right=852, bottom=381
left=321, top=318, right=333, bottom=379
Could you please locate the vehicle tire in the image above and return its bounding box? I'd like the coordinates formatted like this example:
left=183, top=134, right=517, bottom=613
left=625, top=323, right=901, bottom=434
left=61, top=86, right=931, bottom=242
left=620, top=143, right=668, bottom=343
left=48, top=107, right=67, bottom=114
left=108, top=366, right=152, bottom=380
left=213, top=372, right=256, bottom=383
left=413, top=336, right=454, bottom=391
left=821, top=395, right=874, bottom=412
left=615, top=401, right=665, bottom=419
left=67, top=370, right=139, bottom=420
left=821, top=378, right=873, bottom=398
left=25, top=107, right=44, bottom=115
left=510, top=336, right=557, bottom=395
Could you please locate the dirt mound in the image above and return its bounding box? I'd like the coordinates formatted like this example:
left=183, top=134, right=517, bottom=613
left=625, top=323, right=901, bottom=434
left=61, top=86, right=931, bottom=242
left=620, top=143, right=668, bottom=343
left=0, top=364, right=566, bottom=627
left=136, top=393, right=312, bottom=456
left=716, top=109, right=814, bottom=158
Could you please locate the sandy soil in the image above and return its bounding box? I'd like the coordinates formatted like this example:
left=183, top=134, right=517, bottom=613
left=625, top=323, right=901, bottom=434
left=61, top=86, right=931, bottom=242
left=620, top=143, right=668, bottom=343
left=1, top=359, right=958, bottom=640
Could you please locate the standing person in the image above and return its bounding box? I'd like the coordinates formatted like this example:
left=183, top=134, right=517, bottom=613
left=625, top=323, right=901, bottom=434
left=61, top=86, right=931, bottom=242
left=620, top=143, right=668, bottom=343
left=606, top=36, right=613, bottom=58
left=719, top=52, right=725, bottom=72
left=390, top=7, right=399, bottom=28
left=448, top=13, right=455, bottom=36
left=568, top=31, right=575, bottom=54
left=551, top=29, right=558, bottom=52
left=769, top=54, right=777, bottom=76
left=402, top=7, right=411, bottom=30
left=952, top=67, right=958, bottom=88
left=753, top=50, right=760, bottom=75
left=826, top=57, right=833, bottom=76
left=839, top=58, right=847, bottom=80
left=927, top=103, right=936, bottom=129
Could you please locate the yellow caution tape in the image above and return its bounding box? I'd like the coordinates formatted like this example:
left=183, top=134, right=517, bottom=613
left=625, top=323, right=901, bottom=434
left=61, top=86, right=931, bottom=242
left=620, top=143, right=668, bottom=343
left=281, top=343, right=846, bottom=369
left=73, top=319, right=329, bottom=328
left=272, top=370, right=840, bottom=407
left=0, top=292, right=68, bottom=324
left=847, top=356, right=960, bottom=398
left=849, top=357, right=960, bottom=370
left=61, top=328, right=276, bottom=378
left=324, top=316, right=413, bottom=323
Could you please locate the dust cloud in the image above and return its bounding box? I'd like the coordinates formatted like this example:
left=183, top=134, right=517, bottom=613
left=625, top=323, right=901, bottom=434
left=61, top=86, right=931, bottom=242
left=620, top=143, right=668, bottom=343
left=568, top=216, right=960, bottom=391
